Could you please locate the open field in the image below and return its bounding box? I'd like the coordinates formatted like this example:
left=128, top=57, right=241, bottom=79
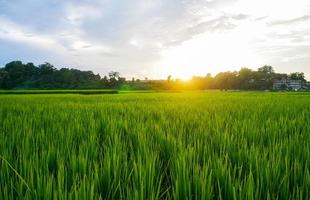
left=0, top=92, right=309, bottom=199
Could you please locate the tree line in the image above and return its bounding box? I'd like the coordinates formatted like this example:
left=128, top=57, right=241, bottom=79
left=0, top=61, right=307, bottom=90
left=176, top=66, right=307, bottom=90
left=0, top=61, right=125, bottom=89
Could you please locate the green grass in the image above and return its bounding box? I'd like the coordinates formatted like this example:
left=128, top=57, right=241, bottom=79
left=0, top=90, right=118, bottom=95
left=0, top=92, right=309, bottom=199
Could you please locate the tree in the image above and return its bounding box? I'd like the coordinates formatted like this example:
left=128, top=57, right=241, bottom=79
left=191, top=76, right=206, bottom=90
left=36, top=63, right=56, bottom=88
left=118, top=77, right=126, bottom=84
left=204, top=73, right=214, bottom=89
left=38, top=63, right=56, bottom=75
left=214, top=71, right=238, bottom=90
left=0, top=70, right=9, bottom=89
left=238, top=68, right=254, bottom=89
left=258, top=65, right=274, bottom=75
left=0, top=61, right=116, bottom=89
left=289, top=72, right=305, bottom=81
left=102, top=75, right=109, bottom=83
left=4, top=61, right=26, bottom=88
left=108, top=71, right=120, bottom=80
left=274, top=73, right=288, bottom=80
left=256, top=65, right=275, bottom=89
left=167, top=75, right=172, bottom=82
left=205, top=73, right=212, bottom=78
left=239, top=68, right=253, bottom=79
left=0, top=60, right=308, bottom=91
left=107, top=71, right=125, bottom=88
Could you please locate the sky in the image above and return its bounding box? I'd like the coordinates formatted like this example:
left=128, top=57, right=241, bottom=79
left=1, top=0, right=310, bottom=80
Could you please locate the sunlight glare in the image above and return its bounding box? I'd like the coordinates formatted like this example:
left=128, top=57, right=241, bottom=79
left=157, top=24, right=265, bottom=80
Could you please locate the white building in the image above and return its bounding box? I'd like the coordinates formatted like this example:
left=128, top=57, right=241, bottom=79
left=273, top=80, right=305, bottom=91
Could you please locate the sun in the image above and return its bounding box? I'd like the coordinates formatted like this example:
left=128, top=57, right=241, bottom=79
left=157, top=24, right=264, bottom=80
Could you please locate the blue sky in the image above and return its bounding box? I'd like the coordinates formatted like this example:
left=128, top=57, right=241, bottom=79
left=1, top=0, right=310, bottom=79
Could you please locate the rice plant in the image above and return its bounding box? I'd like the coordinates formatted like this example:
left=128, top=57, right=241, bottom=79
left=0, top=92, right=309, bottom=199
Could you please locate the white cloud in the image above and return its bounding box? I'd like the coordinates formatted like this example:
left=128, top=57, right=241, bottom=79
left=1, top=0, right=310, bottom=79
left=64, top=4, right=102, bottom=25
left=0, top=17, right=63, bottom=50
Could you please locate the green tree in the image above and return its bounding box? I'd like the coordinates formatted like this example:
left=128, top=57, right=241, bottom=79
left=0, top=70, right=9, bottom=89
left=238, top=68, right=254, bottom=89
left=258, top=65, right=274, bottom=74
left=289, top=72, right=305, bottom=81
left=256, top=65, right=275, bottom=89
left=214, top=71, right=238, bottom=90
left=4, top=61, right=26, bottom=88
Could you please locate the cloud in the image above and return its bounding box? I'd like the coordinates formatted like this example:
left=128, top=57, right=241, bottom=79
left=1, top=0, right=310, bottom=78
left=0, top=17, right=60, bottom=49
left=270, top=15, right=310, bottom=26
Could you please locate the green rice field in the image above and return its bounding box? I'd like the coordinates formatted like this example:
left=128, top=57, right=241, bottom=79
left=0, top=92, right=309, bottom=199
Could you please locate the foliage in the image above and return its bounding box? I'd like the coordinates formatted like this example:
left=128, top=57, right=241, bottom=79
left=0, top=92, right=309, bottom=199
left=289, top=72, right=306, bottom=81
left=0, top=61, right=124, bottom=89
left=0, top=61, right=307, bottom=90
left=0, top=90, right=118, bottom=95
